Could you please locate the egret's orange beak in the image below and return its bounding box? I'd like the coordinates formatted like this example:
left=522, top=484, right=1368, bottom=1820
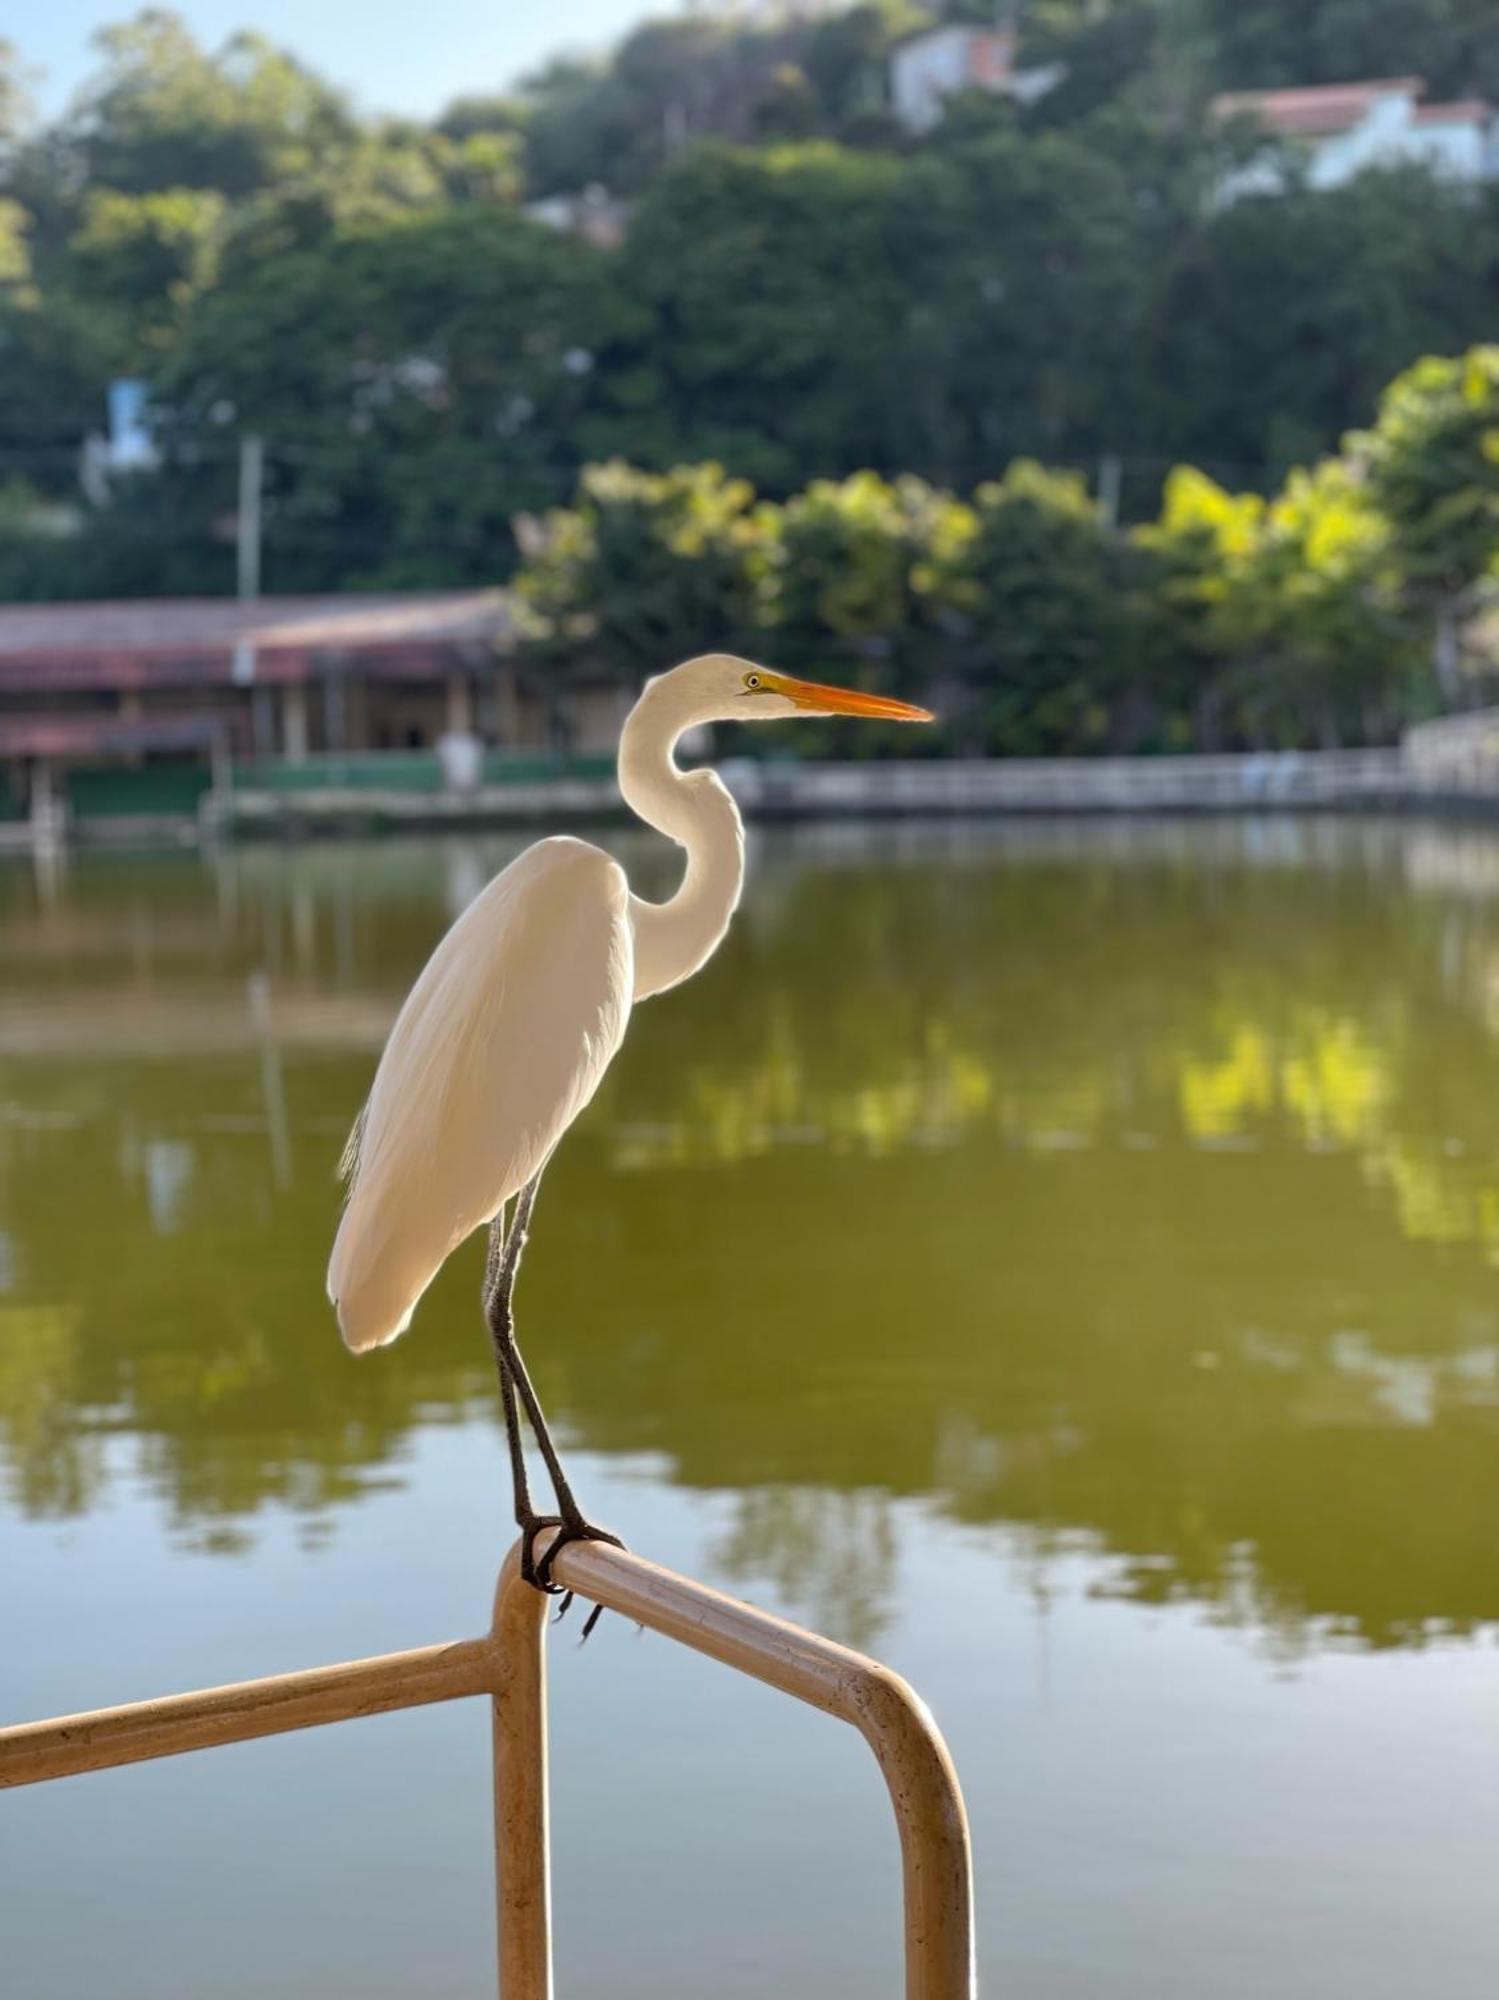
left=775, top=674, right=934, bottom=722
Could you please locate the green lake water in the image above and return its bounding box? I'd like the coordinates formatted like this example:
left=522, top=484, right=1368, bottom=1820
left=2, top=816, right=1497, bottom=1998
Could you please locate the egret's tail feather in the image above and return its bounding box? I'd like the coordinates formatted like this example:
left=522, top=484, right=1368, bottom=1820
left=334, top=1293, right=412, bottom=1354
left=327, top=1199, right=422, bottom=1353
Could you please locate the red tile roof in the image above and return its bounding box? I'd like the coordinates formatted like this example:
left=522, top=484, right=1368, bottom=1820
left=1213, top=78, right=1424, bottom=137
left=0, top=591, right=512, bottom=658
left=0, top=591, right=515, bottom=695
left=1413, top=99, right=1491, bottom=126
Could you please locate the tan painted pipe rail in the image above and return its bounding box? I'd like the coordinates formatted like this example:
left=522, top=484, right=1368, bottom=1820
left=0, top=1636, right=500, bottom=1785
left=2, top=1534, right=975, bottom=2000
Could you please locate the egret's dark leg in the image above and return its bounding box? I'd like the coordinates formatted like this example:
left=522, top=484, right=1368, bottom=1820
left=483, top=1212, right=548, bottom=1545
left=482, top=1170, right=623, bottom=1619
left=484, top=1207, right=562, bottom=1589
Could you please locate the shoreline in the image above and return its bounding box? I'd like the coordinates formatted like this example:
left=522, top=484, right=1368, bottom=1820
left=10, top=749, right=1499, bottom=850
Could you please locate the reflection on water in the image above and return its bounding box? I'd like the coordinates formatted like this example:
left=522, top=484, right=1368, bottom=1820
left=5, top=817, right=1499, bottom=2000
left=4, top=818, right=1499, bottom=1651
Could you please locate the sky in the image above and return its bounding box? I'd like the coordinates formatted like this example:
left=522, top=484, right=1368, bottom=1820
left=16, top=0, right=666, bottom=119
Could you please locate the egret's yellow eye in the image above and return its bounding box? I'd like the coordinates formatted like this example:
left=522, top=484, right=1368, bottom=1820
left=743, top=672, right=763, bottom=691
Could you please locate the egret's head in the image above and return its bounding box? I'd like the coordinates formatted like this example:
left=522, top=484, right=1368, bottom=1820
left=653, top=652, right=934, bottom=728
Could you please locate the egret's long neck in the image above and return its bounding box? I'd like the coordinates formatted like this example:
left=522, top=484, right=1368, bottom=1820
left=619, top=686, right=745, bottom=1002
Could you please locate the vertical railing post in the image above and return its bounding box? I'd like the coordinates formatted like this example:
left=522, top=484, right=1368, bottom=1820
left=493, top=1535, right=976, bottom=2000
left=491, top=1546, right=552, bottom=1999
left=843, top=1672, right=975, bottom=2000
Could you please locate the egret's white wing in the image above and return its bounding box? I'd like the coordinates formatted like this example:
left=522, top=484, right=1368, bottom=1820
left=328, top=836, right=633, bottom=1352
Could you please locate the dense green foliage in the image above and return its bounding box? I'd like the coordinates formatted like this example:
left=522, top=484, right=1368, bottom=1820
left=0, top=6, right=1496, bottom=748
left=4, top=6, right=1498, bottom=554
left=515, top=351, right=1496, bottom=755
left=1355, top=348, right=1499, bottom=608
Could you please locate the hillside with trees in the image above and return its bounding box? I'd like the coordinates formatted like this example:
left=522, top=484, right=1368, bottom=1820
left=0, top=3, right=1496, bottom=748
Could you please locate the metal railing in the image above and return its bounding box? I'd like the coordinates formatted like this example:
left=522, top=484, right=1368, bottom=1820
left=1, top=1533, right=975, bottom=1999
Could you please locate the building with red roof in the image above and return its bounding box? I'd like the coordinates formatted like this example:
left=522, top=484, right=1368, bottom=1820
left=0, top=589, right=634, bottom=839
left=1213, top=76, right=1497, bottom=196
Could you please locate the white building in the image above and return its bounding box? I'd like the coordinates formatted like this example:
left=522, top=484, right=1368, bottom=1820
left=523, top=185, right=630, bottom=249
left=1214, top=77, right=1499, bottom=197
left=889, top=25, right=1064, bottom=135
left=1406, top=97, right=1499, bottom=180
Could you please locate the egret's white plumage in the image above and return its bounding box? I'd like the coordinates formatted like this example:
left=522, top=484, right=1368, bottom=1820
left=330, top=839, right=632, bottom=1350
left=327, top=653, right=931, bottom=1357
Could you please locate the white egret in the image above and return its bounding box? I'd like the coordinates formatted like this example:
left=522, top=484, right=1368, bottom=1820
left=327, top=654, right=932, bottom=1603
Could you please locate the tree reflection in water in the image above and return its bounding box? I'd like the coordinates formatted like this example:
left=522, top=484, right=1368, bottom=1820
left=2, top=817, right=1498, bottom=1651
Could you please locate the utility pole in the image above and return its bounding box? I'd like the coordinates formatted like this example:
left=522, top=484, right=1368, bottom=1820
left=237, top=433, right=264, bottom=601
left=1096, top=452, right=1122, bottom=529
left=235, top=434, right=273, bottom=757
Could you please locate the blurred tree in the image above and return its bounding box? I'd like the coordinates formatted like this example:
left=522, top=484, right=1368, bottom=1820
left=0, top=194, right=30, bottom=291
left=0, top=10, right=366, bottom=485
left=1240, top=459, right=1419, bottom=745
left=1135, top=464, right=1264, bottom=746
left=1186, top=0, right=1499, bottom=99
left=438, top=130, right=525, bottom=207
left=157, top=205, right=617, bottom=588
left=517, top=3, right=920, bottom=198
left=796, top=0, right=922, bottom=139
left=1149, top=169, right=1499, bottom=482
left=58, top=9, right=356, bottom=197
left=53, top=184, right=224, bottom=375
left=1354, top=346, right=1499, bottom=701
left=1018, top=2, right=1171, bottom=128
left=602, top=142, right=925, bottom=487
left=200, top=120, right=523, bottom=292
left=0, top=185, right=105, bottom=482
left=606, top=127, right=1152, bottom=488
left=760, top=470, right=966, bottom=657
left=907, top=117, right=1157, bottom=478
left=0, top=470, right=226, bottom=599
left=754, top=63, right=822, bottom=141
left=754, top=470, right=974, bottom=749
left=1139, top=459, right=1417, bottom=746
left=0, top=37, right=33, bottom=159
left=927, top=459, right=1157, bottom=753
left=433, top=92, right=529, bottom=147
left=514, top=461, right=766, bottom=718
left=522, top=17, right=790, bottom=198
